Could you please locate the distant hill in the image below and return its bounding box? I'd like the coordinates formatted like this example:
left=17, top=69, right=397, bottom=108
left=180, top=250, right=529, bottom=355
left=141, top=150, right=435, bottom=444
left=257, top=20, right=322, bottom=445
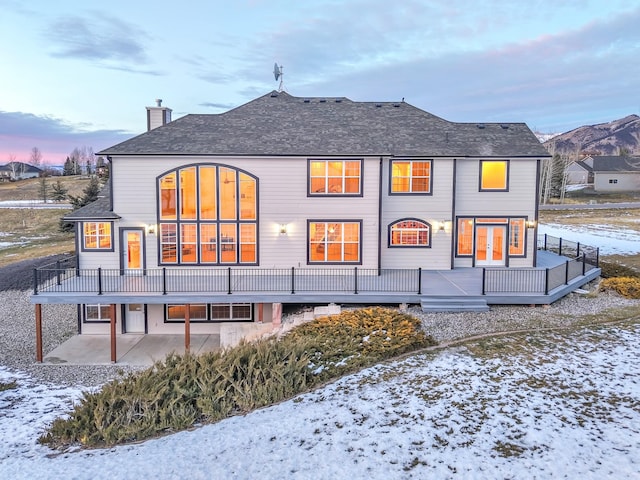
left=543, top=114, right=640, bottom=156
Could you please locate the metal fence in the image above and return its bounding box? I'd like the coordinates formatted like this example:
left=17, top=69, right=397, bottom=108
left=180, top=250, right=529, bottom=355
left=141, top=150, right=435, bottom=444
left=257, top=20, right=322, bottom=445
left=34, top=236, right=600, bottom=297
left=34, top=265, right=423, bottom=296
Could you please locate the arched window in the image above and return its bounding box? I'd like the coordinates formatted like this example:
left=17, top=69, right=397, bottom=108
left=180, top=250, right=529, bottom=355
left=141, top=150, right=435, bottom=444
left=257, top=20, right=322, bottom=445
left=158, top=164, right=258, bottom=265
left=389, top=219, right=431, bottom=247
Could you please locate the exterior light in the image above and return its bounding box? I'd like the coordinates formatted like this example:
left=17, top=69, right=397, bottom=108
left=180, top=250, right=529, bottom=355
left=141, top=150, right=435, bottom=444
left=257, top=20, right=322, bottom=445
left=146, top=224, right=157, bottom=235
left=279, top=224, right=287, bottom=235
left=526, top=220, right=536, bottom=229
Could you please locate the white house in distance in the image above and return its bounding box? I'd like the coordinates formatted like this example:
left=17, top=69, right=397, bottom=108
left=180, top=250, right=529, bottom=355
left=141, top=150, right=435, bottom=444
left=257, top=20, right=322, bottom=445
left=0, top=161, right=42, bottom=181
left=566, top=155, right=640, bottom=192
left=31, top=91, right=601, bottom=362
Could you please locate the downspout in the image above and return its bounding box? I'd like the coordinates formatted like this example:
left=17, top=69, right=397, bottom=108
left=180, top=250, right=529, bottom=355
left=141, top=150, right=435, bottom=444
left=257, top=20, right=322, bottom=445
left=377, top=156, right=383, bottom=273
left=107, top=156, right=114, bottom=211
left=534, top=159, right=541, bottom=266
left=450, top=158, right=457, bottom=270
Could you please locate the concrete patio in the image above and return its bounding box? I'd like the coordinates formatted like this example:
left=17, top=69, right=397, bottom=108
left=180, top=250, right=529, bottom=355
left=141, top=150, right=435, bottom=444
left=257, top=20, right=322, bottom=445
left=43, top=321, right=278, bottom=365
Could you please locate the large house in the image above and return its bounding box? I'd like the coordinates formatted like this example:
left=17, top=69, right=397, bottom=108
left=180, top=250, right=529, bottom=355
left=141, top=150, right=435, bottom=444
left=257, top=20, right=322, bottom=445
left=31, top=91, right=601, bottom=362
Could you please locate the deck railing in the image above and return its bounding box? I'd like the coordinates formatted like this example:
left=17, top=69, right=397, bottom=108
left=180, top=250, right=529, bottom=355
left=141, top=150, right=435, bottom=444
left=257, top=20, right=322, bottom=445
left=537, top=234, right=600, bottom=267
left=34, top=235, right=600, bottom=297
left=33, top=266, right=423, bottom=296
left=483, top=234, right=599, bottom=294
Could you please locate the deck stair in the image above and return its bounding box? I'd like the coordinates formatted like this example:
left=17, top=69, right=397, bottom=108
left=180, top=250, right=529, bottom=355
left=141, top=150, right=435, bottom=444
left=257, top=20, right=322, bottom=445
left=420, top=296, right=489, bottom=313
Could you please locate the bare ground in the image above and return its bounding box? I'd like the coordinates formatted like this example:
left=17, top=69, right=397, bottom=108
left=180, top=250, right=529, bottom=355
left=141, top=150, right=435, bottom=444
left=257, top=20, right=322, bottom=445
left=0, top=254, right=71, bottom=292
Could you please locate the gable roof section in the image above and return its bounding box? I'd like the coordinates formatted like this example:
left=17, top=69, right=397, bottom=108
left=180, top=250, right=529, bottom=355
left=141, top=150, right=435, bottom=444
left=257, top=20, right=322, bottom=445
left=587, top=155, right=640, bottom=172
left=63, top=181, right=120, bottom=222
left=100, top=91, right=549, bottom=158
left=568, top=160, right=593, bottom=173
left=1, top=162, right=43, bottom=173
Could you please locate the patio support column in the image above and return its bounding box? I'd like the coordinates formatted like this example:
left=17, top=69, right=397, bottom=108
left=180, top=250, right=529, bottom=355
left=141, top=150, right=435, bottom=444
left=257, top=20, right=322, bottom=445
left=35, top=304, right=43, bottom=363
left=110, top=304, right=117, bottom=363
left=258, top=303, right=264, bottom=323
left=185, top=304, right=191, bottom=352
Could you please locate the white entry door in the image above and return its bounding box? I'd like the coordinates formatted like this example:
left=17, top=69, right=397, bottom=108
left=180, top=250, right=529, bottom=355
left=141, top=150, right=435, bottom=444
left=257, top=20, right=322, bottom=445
left=475, top=225, right=506, bottom=266
left=122, top=229, right=143, bottom=273
left=125, top=304, right=145, bottom=333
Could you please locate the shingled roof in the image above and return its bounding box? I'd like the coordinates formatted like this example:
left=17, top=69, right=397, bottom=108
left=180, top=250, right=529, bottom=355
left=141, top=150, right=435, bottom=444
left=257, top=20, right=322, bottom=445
left=63, top=181, right=120, bottom=222
left=99, top=91, right=549, bottom=158
left=589, top=156, right=640, bottom=172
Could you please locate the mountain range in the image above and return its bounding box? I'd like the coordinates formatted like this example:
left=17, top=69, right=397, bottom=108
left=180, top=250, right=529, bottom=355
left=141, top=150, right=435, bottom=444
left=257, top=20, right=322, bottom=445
left=539, top=114, right=640, bottom=156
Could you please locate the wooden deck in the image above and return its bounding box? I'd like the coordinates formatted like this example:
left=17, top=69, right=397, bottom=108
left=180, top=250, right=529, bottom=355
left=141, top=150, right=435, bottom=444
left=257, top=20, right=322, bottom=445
left=31, top=251, right=600, bottom=307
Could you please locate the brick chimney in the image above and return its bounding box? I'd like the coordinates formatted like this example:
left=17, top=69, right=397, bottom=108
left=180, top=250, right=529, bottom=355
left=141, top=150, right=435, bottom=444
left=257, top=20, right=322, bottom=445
left=146, top=99, right=172, bottom=131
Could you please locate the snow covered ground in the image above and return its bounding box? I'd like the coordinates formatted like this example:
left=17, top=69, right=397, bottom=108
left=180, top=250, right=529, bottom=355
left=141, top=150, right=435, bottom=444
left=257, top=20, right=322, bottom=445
left=1, top=220, right=638, bottom=478
left=539, top=224, right=640, bottom=255
left=1, top=323, right=639, bottom=480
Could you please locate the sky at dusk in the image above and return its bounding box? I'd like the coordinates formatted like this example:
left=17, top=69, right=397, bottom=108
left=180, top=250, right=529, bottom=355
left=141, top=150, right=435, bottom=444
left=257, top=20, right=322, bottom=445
left=1, top=0, right=638, bottom=164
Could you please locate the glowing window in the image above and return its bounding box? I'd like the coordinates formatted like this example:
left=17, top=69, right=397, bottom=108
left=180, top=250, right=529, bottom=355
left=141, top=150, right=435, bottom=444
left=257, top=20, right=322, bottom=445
left=456, top=218, right=474, bottom=256
left=309, top=221, right=361, bottom=263
left=157, top=165, right=257, bottom=265
left=309, top=159, right=361, bottom=194
left=83, top=222, right=112, bottom=250
left=389, top=220, right=431, bottom=246
left=160, top=172, right=177, bottom=219
left=166, top=304, right=208, bottom=322
left=480, top=160, right=508, bottom=191
left=391, top=160, right=432, bottom=193
left=509, top=218, right=525, bottom=255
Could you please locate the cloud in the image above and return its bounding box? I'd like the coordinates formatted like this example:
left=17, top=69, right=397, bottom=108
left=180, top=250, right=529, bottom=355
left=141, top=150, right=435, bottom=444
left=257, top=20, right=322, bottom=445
left=45, top=12, right=150, bottom=65
left=0, top=111, right=131, bottom=163
left=199, top=102, right=236, bottom=110
left=257, top=4, right=640, bottom=132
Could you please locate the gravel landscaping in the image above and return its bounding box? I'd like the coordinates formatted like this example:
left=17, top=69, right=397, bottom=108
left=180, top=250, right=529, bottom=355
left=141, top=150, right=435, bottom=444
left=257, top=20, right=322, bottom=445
left=2, top=270, right=639, bottom=387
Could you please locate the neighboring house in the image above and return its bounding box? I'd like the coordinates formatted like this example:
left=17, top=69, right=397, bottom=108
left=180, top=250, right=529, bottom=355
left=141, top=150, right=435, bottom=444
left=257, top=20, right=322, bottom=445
left=0, top=165, right=11, bottom=181
left=0, top=161, right=42, bottom=180
left=32, top=91, right=601, bottom=361
left=584, top=156, right=640, bottom=192
left=565, top=160, right=594, bottom=186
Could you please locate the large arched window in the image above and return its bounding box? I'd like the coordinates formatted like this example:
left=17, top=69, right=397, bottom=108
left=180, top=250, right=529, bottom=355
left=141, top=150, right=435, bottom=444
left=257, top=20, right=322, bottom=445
left=158, top=164, right=258, bottom=265
left=389, top=219, right=431, bottom=247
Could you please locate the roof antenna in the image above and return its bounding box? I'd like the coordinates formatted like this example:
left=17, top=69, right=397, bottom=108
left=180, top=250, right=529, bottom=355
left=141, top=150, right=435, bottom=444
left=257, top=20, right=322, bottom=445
left=273, top=63, right=286, bottom=92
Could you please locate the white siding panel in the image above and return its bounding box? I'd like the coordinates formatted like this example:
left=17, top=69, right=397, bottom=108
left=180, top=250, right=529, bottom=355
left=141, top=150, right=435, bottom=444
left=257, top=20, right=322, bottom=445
left=594, top=172, right=640, bottom=192
left=381, top=158, right=454, bottom=269
left=455, top=159, right=538, bottom=217
left=109, top=155, right=382, bottom=270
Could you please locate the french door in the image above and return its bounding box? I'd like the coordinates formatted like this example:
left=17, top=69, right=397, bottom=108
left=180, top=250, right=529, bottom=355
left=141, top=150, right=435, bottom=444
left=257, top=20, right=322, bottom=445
left=475, top=225, right=506, bottom=266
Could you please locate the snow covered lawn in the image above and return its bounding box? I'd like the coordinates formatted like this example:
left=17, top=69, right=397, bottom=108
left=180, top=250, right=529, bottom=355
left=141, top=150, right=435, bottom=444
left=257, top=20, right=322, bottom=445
left=1, top=322, right=639, bottom=479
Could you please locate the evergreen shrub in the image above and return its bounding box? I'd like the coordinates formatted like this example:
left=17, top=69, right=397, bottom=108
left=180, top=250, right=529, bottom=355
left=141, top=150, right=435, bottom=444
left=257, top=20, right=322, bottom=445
left=40, top=307, right=434, bottom=448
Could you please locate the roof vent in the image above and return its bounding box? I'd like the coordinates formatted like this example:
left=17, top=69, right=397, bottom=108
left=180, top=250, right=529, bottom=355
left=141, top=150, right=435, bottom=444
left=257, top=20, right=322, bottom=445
left=476, top=124, right=486, bottom=129
left=319, top=99, right=327, bottom=103
left=335, top=99, right=342, bottom=103
left=270, top=92, right=278, bottom=98
left=155, top=99, right=162, bottom=107
left=393, top=103, right=400, bottom=108
left=500, top=124, right=510, bottom=129
left=375, top=104, right=382, bottom=108
left=303, top=99, right=310, bottom=103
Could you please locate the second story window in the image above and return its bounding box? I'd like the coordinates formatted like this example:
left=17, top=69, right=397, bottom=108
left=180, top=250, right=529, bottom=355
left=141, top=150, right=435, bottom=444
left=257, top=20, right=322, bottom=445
left=309, top=159, right=362, bottom=195
left=390, top=160, right=432, bottom=194
left=479, top=160, right=509, bottom=191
